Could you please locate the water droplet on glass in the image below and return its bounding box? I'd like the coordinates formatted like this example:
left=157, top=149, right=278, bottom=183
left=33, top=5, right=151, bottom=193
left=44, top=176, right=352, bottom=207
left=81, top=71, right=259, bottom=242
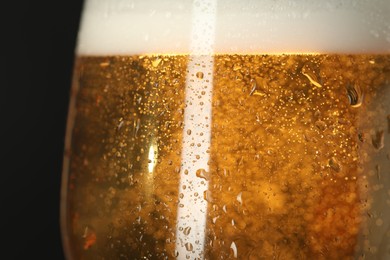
left=152, top=57, right=162, bottom=67
left=372, top=130, right=384, bottom=150
left=82, top=226, right=97, bottom=250
left=187, top=129, right=192, bottom=135
left=203, top=190, right=212, bottom=202
left=196, top=168, right=210, bottom=180
left=134, top=118, right=141, bottom=137
left=329, top=157, right=341, bottom=172
left=196, top=72, right=204, bottom=79
left=346, top=84, right=363, bottom=107
left=376, top=165, right=381, bottom=180
left=301, top=66, right=322, bottom=88
left=185, top=242, right=193, bottom=251
left=230, top=241, right=238, bottom=258
left=236, top=192, right=243, bottom=204
left=183, top=226, right=191, bottom=235
left=376, top=218, right=384, bottom=226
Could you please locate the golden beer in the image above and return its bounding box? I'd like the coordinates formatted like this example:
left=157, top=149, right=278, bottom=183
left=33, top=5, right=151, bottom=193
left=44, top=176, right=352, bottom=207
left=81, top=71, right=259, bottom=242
left=61, top=1, right=390, bottom=259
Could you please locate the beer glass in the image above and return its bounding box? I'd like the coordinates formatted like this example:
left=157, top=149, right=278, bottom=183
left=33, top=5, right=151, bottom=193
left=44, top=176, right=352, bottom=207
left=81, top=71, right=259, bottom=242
left=61, top=0, right=390, bottom=259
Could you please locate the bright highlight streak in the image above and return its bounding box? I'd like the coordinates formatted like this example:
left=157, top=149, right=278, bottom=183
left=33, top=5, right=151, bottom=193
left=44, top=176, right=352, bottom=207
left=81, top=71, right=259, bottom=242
left=148, top=144, right=157, bottom=173
left=175, top=0, right=217, bottom=259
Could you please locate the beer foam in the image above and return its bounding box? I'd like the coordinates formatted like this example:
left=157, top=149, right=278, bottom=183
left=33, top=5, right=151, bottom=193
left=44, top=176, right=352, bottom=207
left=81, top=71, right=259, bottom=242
left=77, top=0, right=390, bottom=55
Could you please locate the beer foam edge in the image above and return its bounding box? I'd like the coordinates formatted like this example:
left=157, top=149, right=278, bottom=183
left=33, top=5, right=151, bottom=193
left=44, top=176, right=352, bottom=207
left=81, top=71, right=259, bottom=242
left=77, top=0, right=390, bottom=55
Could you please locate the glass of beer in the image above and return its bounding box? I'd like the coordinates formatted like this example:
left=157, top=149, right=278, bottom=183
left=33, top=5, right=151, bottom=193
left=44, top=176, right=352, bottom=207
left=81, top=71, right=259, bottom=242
left=61, top=0, right=390, bottom=259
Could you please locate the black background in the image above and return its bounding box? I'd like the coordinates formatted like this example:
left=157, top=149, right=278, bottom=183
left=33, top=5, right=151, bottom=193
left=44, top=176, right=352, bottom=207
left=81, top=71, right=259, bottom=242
left=3, top=1, right=83, bottom=259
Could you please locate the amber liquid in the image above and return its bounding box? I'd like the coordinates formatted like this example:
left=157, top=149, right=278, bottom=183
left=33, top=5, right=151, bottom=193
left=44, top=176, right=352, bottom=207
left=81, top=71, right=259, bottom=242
left=62, top=54, right=390, bottom=259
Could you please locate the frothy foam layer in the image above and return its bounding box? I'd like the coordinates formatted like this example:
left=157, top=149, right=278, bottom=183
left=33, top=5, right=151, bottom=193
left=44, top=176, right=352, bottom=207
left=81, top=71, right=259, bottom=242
left=77, top=0, right=390, bottom=55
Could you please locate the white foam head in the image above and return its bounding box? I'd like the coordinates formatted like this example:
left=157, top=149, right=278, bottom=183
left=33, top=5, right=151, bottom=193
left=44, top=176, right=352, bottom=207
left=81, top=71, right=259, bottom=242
left=77, top=0, right=390, bottom=55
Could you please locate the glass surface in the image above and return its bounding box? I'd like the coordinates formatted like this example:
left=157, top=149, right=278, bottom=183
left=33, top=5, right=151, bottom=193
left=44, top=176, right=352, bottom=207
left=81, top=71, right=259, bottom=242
left=61, top=0, right=390, bottom=259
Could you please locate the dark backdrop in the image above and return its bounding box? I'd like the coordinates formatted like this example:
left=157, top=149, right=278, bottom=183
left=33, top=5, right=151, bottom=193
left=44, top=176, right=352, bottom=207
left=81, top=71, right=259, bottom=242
left=2, top=1, right=83, bottom=258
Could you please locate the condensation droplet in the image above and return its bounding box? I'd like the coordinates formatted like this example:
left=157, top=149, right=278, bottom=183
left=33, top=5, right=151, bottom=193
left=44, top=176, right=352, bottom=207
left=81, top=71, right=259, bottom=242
left=329, top=157, right=341, bottom=172
left=134, top=118, right=141, bottom=137
left=376, top=218, right=383, bottom=226
left=196, top=72, right=204, bottom=79
left=372, top=130, right=384, bottom=150
left=185, top=242, right=193, bottom=251
left=187, top=129, right=192, bottom=135
left=203, top=190, right=212, bottom=202
left=82, top=226, right=97, bottom=250
left=196, top=169, right=210, bottom=180
left=301, top=66, right=322, bottom=88
left=346, top=84, right=363, bottom=107
left=230, top=241, right=238, bottom=258
left=376, top=165, right=381, bottom=180
left=183, top=226, right=192, bottom=235
left=236, top=192, right=243, bottom=204
left=152, top=57, right=162, bottom=67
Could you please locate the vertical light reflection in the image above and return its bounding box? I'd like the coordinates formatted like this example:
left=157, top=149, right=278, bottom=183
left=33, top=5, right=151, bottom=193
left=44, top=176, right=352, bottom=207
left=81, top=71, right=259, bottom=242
left=175, top=0, right=217, bottom=259
left=148, top=143, right=157, bottom=173
left=145, top=140, right=158, bottom=199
